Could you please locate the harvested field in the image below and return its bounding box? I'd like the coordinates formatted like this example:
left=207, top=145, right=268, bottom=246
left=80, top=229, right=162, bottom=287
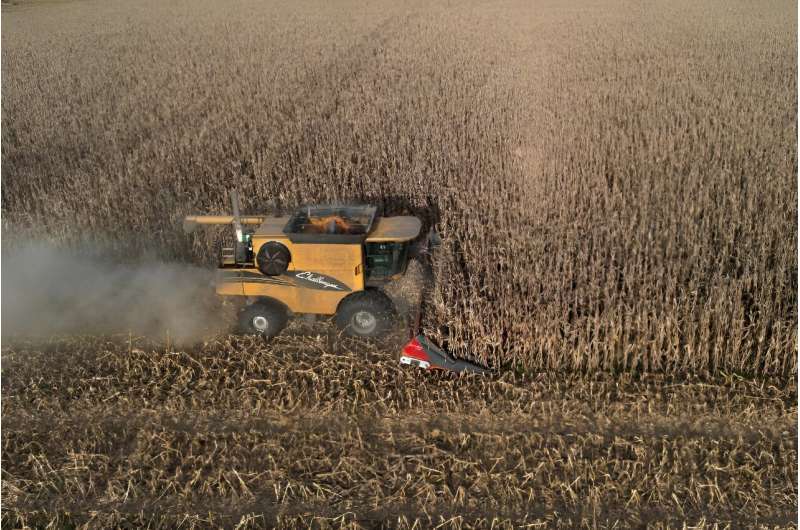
left=1, top=0, right=797, bottom=527
left=2, top=336, right=797, bottom=527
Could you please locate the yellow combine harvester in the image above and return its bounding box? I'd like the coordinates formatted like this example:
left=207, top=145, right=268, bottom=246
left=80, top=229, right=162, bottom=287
left=184, top=191, right=426, bottom=339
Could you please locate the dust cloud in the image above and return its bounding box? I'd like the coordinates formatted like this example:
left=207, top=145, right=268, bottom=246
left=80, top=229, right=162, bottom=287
left=2, top=244, right=229, bottom=344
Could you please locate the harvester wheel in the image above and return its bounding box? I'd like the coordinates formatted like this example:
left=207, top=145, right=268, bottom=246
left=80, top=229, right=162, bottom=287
left=335, top=290, right=396, bottom=338
left=256, top=242, right=291, bottom=276
left=238, top=299, right=288, bottom=338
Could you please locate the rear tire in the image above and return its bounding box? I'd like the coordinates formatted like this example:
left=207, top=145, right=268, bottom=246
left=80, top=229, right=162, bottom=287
left=238, top=299, right=288, bottom=338
left=335, top=290, right=396, bottom=338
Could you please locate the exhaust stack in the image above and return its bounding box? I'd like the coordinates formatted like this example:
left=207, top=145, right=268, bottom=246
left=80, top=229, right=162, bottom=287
left=230, top=189, right=244, bottom=243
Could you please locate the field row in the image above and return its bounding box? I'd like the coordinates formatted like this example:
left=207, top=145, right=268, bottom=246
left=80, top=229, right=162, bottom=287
left=3, top=336, right=797, bottom=527
left=2, top=335, right=795, bottom=417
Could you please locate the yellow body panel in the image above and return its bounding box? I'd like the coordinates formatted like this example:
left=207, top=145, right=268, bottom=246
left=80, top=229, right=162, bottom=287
left=216, top=267, right=354, bottom=314
left=202, top=214, right=422, bottom=315
left=365, top=216, right=422, bottom=242
left=217, top=228, right=365, bottom=314
left=254, top=216, right=291, bottom=237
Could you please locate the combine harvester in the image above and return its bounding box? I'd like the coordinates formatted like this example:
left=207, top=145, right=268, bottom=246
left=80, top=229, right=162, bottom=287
left=185, top=191, right=488, bottom=374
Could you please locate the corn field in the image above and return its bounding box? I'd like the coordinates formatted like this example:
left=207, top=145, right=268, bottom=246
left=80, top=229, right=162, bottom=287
left=1, top=0, right=797, bottom=527
left=2, top=0, right=796, bottom=375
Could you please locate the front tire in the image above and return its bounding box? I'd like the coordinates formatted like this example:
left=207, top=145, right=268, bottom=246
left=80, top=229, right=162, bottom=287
left=335, top=290, right=395, bottom=338
left=238, top=299, right=288, bottom=338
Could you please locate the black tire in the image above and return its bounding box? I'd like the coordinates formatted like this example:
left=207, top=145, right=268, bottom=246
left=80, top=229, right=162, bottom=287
left=238, top=299, right=288, bottom=338
left=335, top=290, right=396, bottom=338
left=256, top=241, right=291, bottom=276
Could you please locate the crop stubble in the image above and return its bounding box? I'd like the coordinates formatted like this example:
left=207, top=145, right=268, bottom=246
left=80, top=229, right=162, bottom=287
left=2, top=335, right=797, bottom=527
